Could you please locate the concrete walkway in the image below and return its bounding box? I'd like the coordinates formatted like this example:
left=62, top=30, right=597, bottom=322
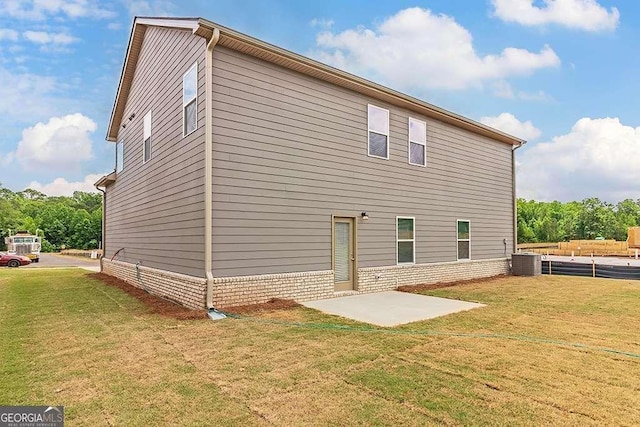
left=302, top=291, right=484, bottom=327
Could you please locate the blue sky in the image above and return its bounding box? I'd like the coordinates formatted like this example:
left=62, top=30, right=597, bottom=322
left=0, top=0, right=638, bottom=202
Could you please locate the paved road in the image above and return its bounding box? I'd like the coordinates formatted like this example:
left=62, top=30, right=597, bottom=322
left=22, top=253, right=100, bottom=271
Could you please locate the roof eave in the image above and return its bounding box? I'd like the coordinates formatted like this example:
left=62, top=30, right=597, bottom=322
left=198, top=18, right=523, bottom=146
left=106, top=17, right=524, bottom=146
left=94, top=172, right=117, bottom=187
left=106, top=17, right=204, bottom=142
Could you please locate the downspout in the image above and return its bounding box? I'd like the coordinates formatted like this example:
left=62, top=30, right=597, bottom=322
left=512, top=141, right=526, bottom=254
left=95, top=185, right=106, bottom=272
left=205, top=28, right=225, bottom=319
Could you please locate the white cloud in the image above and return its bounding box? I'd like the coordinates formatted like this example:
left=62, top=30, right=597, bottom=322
left=16, top=113, right=96, bottom=170
left=480, top=113, right=542, bottom=141
left=310, top=18, right=334, bottom=29
left=518, top=117, right=640, bottom=201
left=125, top=1, right=175, bottom=16
left=0, top=152, right=15, bottom=166
left=492, top=80, right=515, bottom=99
left=23, top=30, right=78, bottom=45
left=0, top=29, right=19, bottom=41
left=7, top=44, right=24, bottom=53
left=490, top=81, right=551, bottom=101
left=518, top=90, right=552, bottom=102
left=107, top=22, right=122, bottom=31
left=0, top=0, right=115, bottom=20
left=492, top=0, right=619, bottom=32
left=28, top=173, right=105, bottom=196
left=0, top=66, right=57, bottom=119
left=312, top=7, right=560, bottom=91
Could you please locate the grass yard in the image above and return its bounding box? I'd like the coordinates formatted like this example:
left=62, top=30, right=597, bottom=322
left=1, top=269, right=640, bottom=425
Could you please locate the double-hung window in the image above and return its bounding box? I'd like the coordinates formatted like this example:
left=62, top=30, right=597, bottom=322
left=457, top=220, right=470, bottom=260
left=116, top=140, right=124, bottom=173
left=143, top=111, right=152, bottom=163
left=183, top=62, right=198, bottom=136
left=397, top=217, right=415, bottom=264
left=368, top=104, right=389, bottom=159
left=408, top=118, right=426, bottom=166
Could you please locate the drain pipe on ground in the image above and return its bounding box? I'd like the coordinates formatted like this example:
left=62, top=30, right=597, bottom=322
left=204, top=28, right=226, bottom=321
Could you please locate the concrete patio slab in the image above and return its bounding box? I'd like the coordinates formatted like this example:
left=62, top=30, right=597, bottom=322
left=302, top=291, right=484, bottom=327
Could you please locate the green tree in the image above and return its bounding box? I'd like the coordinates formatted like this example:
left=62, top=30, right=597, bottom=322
left=68, top=209, right=94, bottom=249
left=517, top=199, right=540, bottom=243
left=0, top=184, right=20, bottom=250
left=516, top=197, right=637, bottom=244
left=560, top=201, right=581, bottom=240
left=517, top=220, right=536, bottom=243
left=613, top=199, right=640, bottom=241
left=90, top=207, right=103, bottom=249
left=18, top=188, right=46, bottom=200
left=72, top=191, right=102, bottom=212
left=18, top=216, right=38, bottom=234
left=576, top=198, right=615, bottom=240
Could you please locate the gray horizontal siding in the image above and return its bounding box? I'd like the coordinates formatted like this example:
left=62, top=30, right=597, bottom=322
left=105, top=26, right=207, bottom=278
left=211, top=46, right=514, bottom=277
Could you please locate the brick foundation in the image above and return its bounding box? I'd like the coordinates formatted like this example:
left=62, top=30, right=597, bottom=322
left=101, top=258, right=509, bottom=310
left=212, top=270, right=334, bottom=308
left=212, top=258, right=508, bottom=307
left=102, top=258, right=207, bottom=310
left=357, top=258, right=510, bottom=293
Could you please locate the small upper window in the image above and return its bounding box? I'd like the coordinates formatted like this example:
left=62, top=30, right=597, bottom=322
left=408, top=118, right=426, bottom=166
left=116, top=140, right=124, bottom=173
left=143, top=111, right=152, bottom=163
left=183, top=62, right=198, bottom=136
left=457, top=220, right=470, bottom=260
left=397, top=217, right=415, bottom=264
left=368, top=104, right=389, bottom=159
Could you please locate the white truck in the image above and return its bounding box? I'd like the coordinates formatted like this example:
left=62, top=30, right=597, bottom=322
left=5, top=231, right=41, bottom=263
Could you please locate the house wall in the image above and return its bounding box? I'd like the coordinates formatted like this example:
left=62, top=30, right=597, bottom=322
left=104, top=26, right=515, bottom=309
left=104, top=26, right=207, bottom=278
left=210, top=46, right=514, bottom=279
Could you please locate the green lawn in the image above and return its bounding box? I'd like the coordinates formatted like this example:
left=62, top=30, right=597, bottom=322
left=1, top=269, right=639, bottom=425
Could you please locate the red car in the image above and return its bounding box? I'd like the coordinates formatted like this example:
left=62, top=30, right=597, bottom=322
left=0, top=252, right=32, bottom=267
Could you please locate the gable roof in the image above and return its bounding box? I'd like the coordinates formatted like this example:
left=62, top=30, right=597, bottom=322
left=107, top=17, right=525, bottom=146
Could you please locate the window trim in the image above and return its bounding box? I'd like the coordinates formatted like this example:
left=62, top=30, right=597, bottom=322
left=143, top=111, right=152, bottom=164
left=408, top=117, right=427, bottom=167
left=182, top=62, right=198, bottom=137
left=457, top=219, right=471, bottom=261
left=116, top=140, right=124, bottom=173
left=396, top=216, right=416, bottom=265
left=367, top=104, right=390, bottom=160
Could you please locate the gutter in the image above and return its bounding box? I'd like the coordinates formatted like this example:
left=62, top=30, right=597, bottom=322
left=94, top=171, right=116, bottom=271
left=204, top=28, right=225, bottom=320
left=95, top=185, right=106, bottom=272
left=512, top=141, right=526, bottom=254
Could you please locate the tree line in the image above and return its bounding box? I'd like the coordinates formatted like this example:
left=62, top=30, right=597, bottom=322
left=518, top=198, right=640, bottom=244
left=2, top=180, right=639, bottom=250
left=0, top=183, right=102, bottom=252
